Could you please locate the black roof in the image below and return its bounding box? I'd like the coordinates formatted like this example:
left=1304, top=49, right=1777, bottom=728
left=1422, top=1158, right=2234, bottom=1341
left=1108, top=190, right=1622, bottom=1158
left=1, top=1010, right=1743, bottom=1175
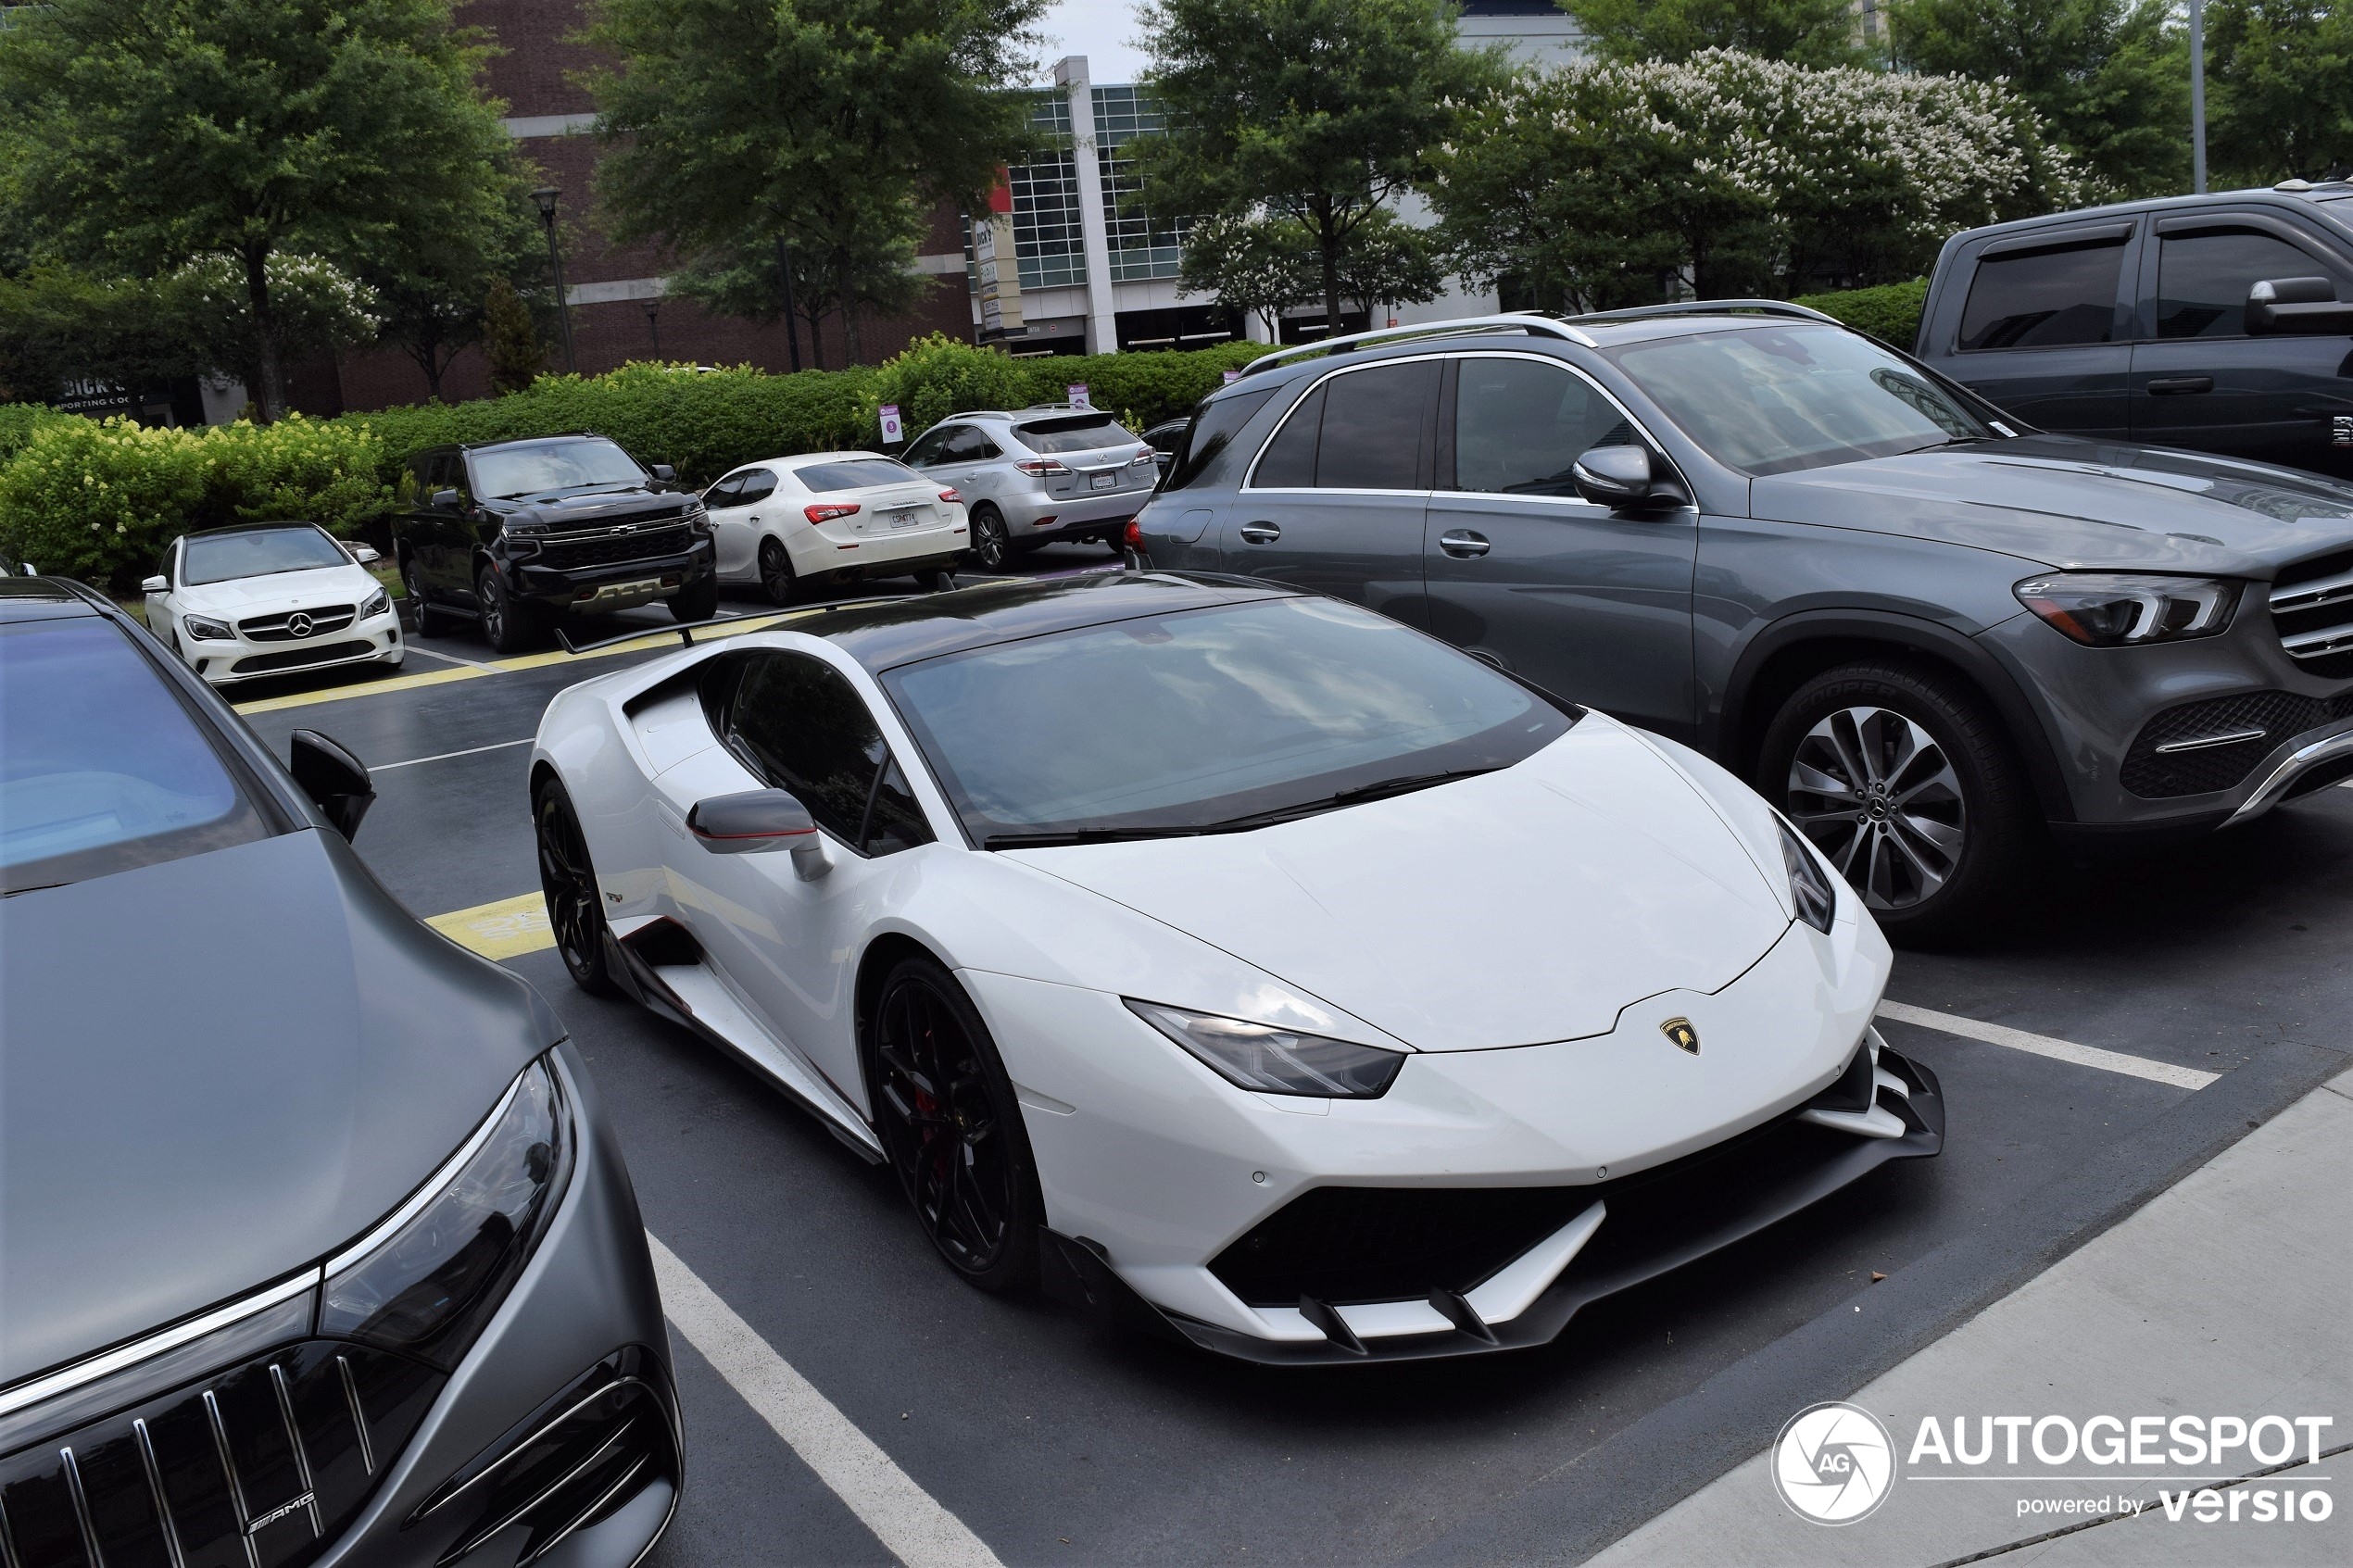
left=182, top=520, right=329, bottom=538
left=799, top=571, right=1302, bottom=671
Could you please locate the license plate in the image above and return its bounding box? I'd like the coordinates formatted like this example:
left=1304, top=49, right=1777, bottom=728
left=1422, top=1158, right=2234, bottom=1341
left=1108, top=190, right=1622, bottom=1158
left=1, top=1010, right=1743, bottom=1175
left=887, top=509, right=919, bottom=529
left=1089, top=472, right=1116, bottom=490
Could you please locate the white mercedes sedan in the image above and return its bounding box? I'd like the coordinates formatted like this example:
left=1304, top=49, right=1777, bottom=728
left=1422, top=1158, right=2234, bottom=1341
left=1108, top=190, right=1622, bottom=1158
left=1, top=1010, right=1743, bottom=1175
left=529, top=572, right=1942, bottom=1363
left=699, top=450, right=968, bottom=605
left=143, top=521, right=402, bottom=686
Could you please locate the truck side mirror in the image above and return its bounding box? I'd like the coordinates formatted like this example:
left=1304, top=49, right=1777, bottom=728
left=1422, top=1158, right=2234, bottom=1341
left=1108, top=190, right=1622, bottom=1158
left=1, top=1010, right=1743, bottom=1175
left=650, top=464, right=677, bottom=483
left=432, top=488, right=462, bottom=508
left=2246, top=277, right=2353, bottom=335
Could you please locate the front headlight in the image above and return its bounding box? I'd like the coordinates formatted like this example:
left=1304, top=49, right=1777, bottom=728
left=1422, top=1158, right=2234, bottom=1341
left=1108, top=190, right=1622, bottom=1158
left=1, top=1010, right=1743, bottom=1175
left=2014, top=572, right=2238, bottom=646
left=321, top=1055, right=574, bottom=1369
left=360, top=587, right=392, bottom=619
left=684, top=500, right=711, bottom=536
left=1126, top=1000, right=1405, bottom=1098
left=1776, top=817, right=1837, bottom=934
left=182, top=614, right=233, bottom=641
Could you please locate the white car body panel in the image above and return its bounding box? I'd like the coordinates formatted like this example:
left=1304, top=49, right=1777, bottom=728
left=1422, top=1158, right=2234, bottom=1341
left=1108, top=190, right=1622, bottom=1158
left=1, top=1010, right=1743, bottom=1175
left=702, top=451, right=966, bottom=588
left=151, top=555, right=402, bottom=686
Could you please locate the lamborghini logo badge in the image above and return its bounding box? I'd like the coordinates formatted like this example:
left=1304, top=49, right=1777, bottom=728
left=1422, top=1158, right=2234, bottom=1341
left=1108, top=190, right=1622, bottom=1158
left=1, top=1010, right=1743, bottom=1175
left=1660, top=1016, right=1701, bottom=1054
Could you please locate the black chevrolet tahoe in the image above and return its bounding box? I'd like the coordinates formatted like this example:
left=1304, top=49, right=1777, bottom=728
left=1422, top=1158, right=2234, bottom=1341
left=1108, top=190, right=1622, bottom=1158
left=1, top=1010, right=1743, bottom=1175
left=1917, top=182, right=2353, bottom=481
left=393, top=433, right=719, bottom=652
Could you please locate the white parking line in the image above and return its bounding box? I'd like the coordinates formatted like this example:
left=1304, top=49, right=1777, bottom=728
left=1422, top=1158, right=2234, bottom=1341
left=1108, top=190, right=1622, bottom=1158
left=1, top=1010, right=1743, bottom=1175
left=372, top=737, right=534, bottom=771
left=1877, top=1000, right=2221, bottom=1090
left=647, top=1234, right=1003, bottom=1568
left=401, top=643, right=499, bottom=671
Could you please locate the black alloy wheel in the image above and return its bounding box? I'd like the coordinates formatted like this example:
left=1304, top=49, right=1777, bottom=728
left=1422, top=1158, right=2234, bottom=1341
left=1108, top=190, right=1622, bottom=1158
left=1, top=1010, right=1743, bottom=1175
left=1759, top=660, right=2032, bottom=943
left=535, top=780, right=618, bottom=996
left=476, top=563, right=542, bottom=654
left=759, top=538, right=799, bottom=606
left=869, top=955, right=1040, bottom=1292
left=967, top=505, right=1011, bottom=572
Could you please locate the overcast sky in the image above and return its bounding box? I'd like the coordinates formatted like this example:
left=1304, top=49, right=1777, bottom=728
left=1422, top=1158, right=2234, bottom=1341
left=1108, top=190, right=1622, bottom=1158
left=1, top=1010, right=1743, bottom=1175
left=1035, top=0, right=1153, bottom=82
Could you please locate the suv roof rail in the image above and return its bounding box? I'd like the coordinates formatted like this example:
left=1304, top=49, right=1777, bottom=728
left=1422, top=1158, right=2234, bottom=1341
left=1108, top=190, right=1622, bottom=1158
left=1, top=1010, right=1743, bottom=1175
left=459, top=429, right=601, bottom=449
left=1562, top=298, right=1843, bottom=329
left=1232, top=314, right=1599, bottom=379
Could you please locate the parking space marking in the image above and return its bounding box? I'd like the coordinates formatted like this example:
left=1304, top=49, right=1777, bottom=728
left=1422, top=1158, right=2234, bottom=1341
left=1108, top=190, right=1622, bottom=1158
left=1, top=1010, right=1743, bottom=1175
left=402, top=643, right=499, bottom=671
left=233, top=662, right=487, bottom=715
left=426, top=891, right=554, bottom=960
left=648, top=1234, right=1003, bottom=1568
left=374, top=737, right=534, bottom=771
left=1878, top=1000, right=2220, bottom=1089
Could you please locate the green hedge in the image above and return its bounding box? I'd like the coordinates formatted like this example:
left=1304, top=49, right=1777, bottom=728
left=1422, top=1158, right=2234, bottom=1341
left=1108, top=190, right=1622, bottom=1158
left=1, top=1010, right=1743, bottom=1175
left=1791, top=279, right=1929, bottom=351
left=0, top=403, right=70, bottom=465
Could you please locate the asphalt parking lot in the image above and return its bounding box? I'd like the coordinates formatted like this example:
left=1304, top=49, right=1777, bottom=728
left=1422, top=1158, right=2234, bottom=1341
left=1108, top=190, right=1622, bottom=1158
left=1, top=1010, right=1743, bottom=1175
left=226, top=547, right=2353, bottom=1567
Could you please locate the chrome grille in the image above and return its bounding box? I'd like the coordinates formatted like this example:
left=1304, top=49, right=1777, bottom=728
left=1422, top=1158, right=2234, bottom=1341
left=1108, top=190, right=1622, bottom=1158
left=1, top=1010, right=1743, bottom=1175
left=0, top=1340, right=441, bottom=1568
left=2270, top=555, right=2353, bottom=677
left=236, top=607, right=357, bottom=643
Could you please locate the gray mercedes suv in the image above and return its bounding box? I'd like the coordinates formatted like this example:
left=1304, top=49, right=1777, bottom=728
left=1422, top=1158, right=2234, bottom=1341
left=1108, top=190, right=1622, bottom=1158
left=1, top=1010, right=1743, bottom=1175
left=1134, top=305, right=2353, bottom=938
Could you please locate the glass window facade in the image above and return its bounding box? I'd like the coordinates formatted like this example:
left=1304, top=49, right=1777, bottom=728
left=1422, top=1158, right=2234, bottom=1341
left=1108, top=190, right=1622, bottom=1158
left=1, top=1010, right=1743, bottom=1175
left=1092, top=86, right=1187, bottom=282
left=1008, top=94, right=1085, bottom=290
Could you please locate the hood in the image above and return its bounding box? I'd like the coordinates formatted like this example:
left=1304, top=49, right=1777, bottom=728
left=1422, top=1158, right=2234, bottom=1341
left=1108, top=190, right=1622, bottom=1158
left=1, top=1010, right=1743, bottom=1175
left=1750, top=436, right=2353, bottom=577
left=490, top=487, right=690, bottom=532
left=0, top=830, right=558, bottom=1387
left=1009, top=718, right=1793, bottom=1052
left=179, top=564, right=377, bottom=615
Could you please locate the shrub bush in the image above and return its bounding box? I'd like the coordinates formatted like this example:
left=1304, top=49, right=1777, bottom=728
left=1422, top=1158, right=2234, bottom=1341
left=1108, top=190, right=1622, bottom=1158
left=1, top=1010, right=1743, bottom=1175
left=0, top=403, right=69, bottom=465
left=865, top=335, right=1268, bottom=439
left=1791, top=279, right=1930, bottom=351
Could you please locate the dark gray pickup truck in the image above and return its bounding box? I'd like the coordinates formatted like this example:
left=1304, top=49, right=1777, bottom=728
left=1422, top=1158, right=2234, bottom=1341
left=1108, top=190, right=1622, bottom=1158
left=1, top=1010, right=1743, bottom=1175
left=1915, top=182, right=2353, bottom=481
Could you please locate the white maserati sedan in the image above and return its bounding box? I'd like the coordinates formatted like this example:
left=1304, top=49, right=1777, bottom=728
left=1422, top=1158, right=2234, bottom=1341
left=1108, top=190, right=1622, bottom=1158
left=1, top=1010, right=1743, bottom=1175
left=530, top=572, right=1943, bottom=1363
left=699, top=450, right=968, bottom=605
left=143, top=521, right=402, bottom=686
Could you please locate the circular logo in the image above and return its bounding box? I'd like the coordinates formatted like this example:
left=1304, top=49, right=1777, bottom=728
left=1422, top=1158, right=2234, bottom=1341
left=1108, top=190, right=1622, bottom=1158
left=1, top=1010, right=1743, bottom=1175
left=1771, top=1401, right=1895, bottom=1525
left=285, top=612, right=315, bottom=638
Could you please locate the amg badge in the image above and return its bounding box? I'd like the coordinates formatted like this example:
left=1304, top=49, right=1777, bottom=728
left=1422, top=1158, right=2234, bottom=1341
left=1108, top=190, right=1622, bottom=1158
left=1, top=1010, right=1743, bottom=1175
left=1660, top=1016, right=1701, bottom=1054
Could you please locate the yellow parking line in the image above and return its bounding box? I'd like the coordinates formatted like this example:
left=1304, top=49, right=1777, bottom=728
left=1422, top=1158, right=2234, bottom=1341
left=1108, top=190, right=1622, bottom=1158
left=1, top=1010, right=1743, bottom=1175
left=233, top=662, right=487, bottom=715
left=427, top=890, right=557, bottom=960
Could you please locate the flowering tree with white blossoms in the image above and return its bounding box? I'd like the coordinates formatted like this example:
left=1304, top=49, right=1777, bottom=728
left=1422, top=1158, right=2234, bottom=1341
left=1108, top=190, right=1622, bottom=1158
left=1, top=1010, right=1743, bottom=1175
left=1428, top=48, right=2087, bottom=310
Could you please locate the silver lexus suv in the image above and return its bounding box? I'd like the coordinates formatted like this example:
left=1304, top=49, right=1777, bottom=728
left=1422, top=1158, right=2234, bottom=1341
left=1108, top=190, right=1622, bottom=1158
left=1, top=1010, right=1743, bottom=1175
left=902, top=406, right=1159, bottom=570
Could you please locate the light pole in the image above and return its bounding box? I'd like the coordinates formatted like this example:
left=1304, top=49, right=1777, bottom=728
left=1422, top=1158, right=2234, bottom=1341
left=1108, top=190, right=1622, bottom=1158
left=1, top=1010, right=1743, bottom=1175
left=642, top=296, right=661, bottom=359
left=531, top=185, right=578, bottom=373
left=2189, top=0, right=2208, bottom=194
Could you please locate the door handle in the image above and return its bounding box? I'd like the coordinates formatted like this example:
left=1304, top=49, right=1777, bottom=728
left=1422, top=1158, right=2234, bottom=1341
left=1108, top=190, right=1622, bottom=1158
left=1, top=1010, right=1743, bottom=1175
left=2146, top=375, right=2214, bottom=395
left=1439, top=529, right=1491, bottom=558
left=1238, top=521, right=1282, bottom=545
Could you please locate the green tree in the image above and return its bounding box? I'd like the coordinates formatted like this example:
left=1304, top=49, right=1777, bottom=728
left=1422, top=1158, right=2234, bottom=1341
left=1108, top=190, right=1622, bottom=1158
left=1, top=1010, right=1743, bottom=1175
left=0, top=1, right=519, bottom=420
left=481, top=276, right=547, bottom=395
left=1886, top=0, right=2188, bottom=197
left=588, top=0, right=1045, bottom=367
left=1557, top=0, right=1874, bottom=69
left=663, top=195, right=930, bottom=371
left=1176, top=212, right=1319, bottom=337
left=1138, top=0, right=1503, bottom=330
left=0, top=267, right=203, bottom=408
left=365, top=170, right=547, bottom=400
left=2205, top=0, right=2353, bottom=186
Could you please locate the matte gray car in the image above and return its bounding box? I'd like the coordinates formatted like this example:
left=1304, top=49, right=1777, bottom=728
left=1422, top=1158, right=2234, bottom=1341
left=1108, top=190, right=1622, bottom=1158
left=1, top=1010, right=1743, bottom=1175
left=0, top=579, right=677, bottom=1566
left=1135, top=307, right=2353, bottom=938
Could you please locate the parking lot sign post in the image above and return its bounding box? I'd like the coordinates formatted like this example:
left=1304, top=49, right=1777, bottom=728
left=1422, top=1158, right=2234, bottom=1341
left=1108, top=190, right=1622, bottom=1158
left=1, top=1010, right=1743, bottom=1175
left=879, top=404, right=903, bottom=445
left=1067, top=383, right=1090, bottom=410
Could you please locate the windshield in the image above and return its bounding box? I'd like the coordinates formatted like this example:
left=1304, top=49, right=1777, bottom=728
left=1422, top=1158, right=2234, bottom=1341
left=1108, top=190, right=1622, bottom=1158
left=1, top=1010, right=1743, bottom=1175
left=182, top=526, right=350, bottom=585
left=0, top=620, right=267, bottom=894
left=471, top=438, right=647, bottom=499
left=795, top=458, right=923, bottom=492
left=1608, top=324, right=1999, bottom=476
left=883, top=596, right=1576, bottom=846
left=1016, top=414, right=1138, bottom=455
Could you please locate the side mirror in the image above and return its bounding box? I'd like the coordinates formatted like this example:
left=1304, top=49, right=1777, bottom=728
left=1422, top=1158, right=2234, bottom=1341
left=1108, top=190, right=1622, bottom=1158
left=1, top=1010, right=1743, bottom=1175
left=2246, top=277, right=2353, bottom=335
left=141, top=575, right=168, bottom=594
left=432, top=488, right=462, bottom=509
left=349, top=544, right=381, bottom=565
left=650, top=463, right=677, bottom=483
left=1573, top=445, right=1676, bottom=510
left=290, top=728, right=373, bottom=841
left=688, top=787, right=831, bottom=881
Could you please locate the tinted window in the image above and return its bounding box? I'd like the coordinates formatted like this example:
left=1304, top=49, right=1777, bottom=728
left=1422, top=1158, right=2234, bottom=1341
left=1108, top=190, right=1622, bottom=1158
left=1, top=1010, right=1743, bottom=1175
left=1453, top=358, right=1639, bottom=495
left=2158, top=230, right=2330, bottom=338
left=937, top=426, right=991, bottom=463
left=884, top=596, right=1576, bottom=846
left=862, top=759, right=931, bottom=856
left=1957, top=241, right=2125, bottom=350
left=1315, top=361, right=1436, bottom=490
left=725, top=653, right=930, bottom=856
left=737, top=470, right=778, bottom=505
left=903, top=429, right=952, bottom=467
left=1252, top=383, right=1323, bottom=487
left=1015, top=414, right=1137, bottom=454
left=795, top=458, right=920, bottom=492
left=1163, top=387, right=1278, bottom=492
left=0, top=620, right=268, bottom=893
left=1609, top=324, right=1997, bottom=476
left=469, top=438, right=647, bottom=500
left=703, top=474, right=746, bottom=508
left=182, top=526, right=350, bottom=585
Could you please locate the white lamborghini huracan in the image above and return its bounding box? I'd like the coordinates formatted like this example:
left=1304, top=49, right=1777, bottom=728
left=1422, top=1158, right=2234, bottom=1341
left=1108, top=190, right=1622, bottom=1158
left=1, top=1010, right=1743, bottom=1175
left=530, top=573, right=1943, bottom=1363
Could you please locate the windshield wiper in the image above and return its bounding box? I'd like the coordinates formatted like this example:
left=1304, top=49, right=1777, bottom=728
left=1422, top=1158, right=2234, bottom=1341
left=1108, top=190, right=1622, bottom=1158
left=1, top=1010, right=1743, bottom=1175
left=1197, top=767, right=1504, bottom=832
left=983, top=825, right=1216, bottom=849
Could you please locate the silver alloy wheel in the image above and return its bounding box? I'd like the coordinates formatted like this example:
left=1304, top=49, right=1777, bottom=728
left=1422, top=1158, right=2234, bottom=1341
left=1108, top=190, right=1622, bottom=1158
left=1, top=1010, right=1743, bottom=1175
left=1785, top=706, right=1967, bottom=911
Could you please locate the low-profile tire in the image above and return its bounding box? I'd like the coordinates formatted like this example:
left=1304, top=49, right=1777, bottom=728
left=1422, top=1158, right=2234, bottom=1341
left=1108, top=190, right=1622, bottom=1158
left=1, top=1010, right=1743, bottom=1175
left=401, top=553, right=450, bottom=636
left=535, top=777, right=619, bottom=997
left=669, top=571, right=722, bottom=623
left=758, top=538, right=799, bottom=606
left=476, top=563, right=545, bottom=654
left=1757, top=660, right=2033, bottom=944
left=867, top=954, right=1043, bottom=1294
left=967, top=505, right=1011, bottom=572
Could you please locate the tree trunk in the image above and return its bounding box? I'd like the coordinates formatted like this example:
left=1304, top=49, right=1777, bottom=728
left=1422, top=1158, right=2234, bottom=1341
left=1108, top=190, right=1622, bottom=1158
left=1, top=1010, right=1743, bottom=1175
left=801, top=306, right=829, bottom=370
left=243, top=245, right=285, bottom=422
left=837, top=249, right=863, bottom=365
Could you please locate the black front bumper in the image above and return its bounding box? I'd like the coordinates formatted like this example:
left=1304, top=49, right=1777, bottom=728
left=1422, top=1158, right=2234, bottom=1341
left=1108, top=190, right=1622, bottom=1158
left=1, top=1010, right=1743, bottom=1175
left=1043, top=1047, right=1944, bottom=1367
left=501, top=539, right=715, bottom=613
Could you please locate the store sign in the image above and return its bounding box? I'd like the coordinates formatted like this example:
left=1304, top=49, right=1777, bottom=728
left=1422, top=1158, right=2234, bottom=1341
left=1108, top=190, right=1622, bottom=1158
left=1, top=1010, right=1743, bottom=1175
left=1067, top=383, right=1090, bottom=410
left=975, top=170, right=1024, bottom=342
